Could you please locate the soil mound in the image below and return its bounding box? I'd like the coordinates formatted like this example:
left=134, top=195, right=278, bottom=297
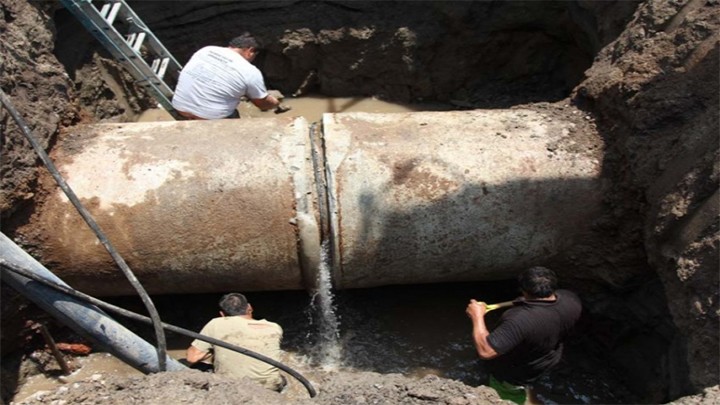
left=14, top=369, right=508, bottom=405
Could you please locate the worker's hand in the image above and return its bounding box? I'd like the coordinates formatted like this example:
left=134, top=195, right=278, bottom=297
left=466, top=299, right=487, bottom=319
left=274, top=104, right=292, bottom=114
left=186, top=345, right=211, bottom=364
left=267, top=90, right=285, bottom=100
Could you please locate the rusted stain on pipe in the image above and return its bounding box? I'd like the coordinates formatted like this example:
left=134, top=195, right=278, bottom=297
left=17, top=117, right=317, bottom=295
left=322, top=110, right=603, bottom=289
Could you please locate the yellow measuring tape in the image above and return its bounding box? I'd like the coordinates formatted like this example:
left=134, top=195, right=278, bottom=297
left=476, top=300, right=514, bottom=312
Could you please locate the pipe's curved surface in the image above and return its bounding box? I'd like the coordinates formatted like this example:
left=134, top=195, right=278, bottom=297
left=14, top=110, right=602, bottom=295
left=323, top=111, right=602, bottom=288
left=18, top=117, right=318, bottom=295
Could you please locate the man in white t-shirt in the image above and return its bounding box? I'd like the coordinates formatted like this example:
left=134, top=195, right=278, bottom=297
left=172, top=33, right=289, bottom=120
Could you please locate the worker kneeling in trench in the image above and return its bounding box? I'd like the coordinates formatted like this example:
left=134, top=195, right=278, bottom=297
left=171, top=32, right=290, bottom=120
left=466, top=266, right=582, bottom=405
left=186, top=293, right=287, bottom=392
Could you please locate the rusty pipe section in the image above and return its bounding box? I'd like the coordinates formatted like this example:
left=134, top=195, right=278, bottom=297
left=14, top=110, right=602, bottom=295
left=16, top=117, right=320, bottom=295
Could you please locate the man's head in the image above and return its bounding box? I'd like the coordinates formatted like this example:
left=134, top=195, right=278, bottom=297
left=518, top=266, right=557, bottom=299
left=228, top=33, right=260, bottom=61
left=219, top=292, right=250, bottom=316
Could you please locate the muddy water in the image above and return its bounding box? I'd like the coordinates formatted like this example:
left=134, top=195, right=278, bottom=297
left=136, top=94, right=452, bottom=123
left=13, top=352, right=145, bottom=402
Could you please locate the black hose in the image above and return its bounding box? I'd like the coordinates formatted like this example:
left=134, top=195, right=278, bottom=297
left=0, top=89, right=168, bottom=371
left=0, top=261, right=317, bottom=398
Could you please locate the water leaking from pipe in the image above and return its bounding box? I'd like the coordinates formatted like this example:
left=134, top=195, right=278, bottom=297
left=309, top=240, right=342, bottom=368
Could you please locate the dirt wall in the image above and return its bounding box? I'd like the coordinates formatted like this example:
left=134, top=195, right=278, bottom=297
left=0, top=0, right=74, bottom=219
left=575, top=0, right=719, bottom=394
left=90, top=0, right=640, bottom=104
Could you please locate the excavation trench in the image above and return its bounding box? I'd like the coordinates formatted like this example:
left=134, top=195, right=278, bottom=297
left=4, top=0, right=718, bottom=404
left=7, top=102, right=655, bottom=404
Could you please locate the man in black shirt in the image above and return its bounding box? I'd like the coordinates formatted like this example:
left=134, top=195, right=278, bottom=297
left=466, top=266, right=582, bottom=404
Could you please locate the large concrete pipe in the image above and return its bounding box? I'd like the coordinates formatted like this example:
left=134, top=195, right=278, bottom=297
left=15, top=117, right=321, bottom=295
left=321, top=111, right=602, bottom=289
left=13, top=110, right=602, bottom=295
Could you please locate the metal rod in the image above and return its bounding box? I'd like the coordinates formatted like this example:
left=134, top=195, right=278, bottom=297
left=38, top=324, right=73, bottom=376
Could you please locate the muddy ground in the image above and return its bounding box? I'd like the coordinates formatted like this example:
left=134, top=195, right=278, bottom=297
left=1, top=0, right=718, bottom=404
left=8, top=360, right=720, bottom=405
left=15, top=368, right=509, bottom=405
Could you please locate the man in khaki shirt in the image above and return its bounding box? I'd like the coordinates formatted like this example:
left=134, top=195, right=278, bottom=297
left=186, top=293, right=285, bottom=391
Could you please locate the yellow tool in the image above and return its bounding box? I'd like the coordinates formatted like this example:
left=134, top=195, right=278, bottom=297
left=477, top=300, right=514, bottom=312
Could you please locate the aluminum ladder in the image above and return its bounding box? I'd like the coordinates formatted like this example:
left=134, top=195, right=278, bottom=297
left=59, top=0, right=183, bottom=120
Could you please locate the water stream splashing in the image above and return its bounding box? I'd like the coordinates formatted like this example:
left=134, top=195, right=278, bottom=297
left=309, top=240, right=342, bottom=369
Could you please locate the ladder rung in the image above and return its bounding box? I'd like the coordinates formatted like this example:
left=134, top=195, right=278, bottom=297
left=99, top=3, right=111, bottom=19
left=127, top=32, right=146, bottom=52
left=105, top=2, right=122, bottom=25
left=151, top=58, right=160, bottom=72
left=157, top=58, right=170, bottom=79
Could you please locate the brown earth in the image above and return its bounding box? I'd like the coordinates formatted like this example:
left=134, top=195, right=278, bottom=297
left=14, top=368, right=509, bottom=405
left=8, top=362, right=720, bottom=405
left=1, top=0, right=718, bottom=404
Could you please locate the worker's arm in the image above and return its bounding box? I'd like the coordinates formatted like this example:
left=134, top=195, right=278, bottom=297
left=466, top=299, right=499, bottom=359
left=250, top=94, right=281, bottom=111
left=186, top=345, right=211, bottom=364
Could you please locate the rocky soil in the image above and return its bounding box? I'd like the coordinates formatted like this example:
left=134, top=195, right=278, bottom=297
left=576, top=0, right=719, bottom=394
left=13, top=368, right=509, bottom=405
left=9, top=365, right=720, bottom=405
left=1, top=0, right=718, bottom=404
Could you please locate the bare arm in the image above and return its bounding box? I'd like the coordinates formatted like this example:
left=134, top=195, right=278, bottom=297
left=250, top=94, right=280, bottom=111
left=466, top=299, right=499, bottom=359
left=186, top=345, right=211, bottom=364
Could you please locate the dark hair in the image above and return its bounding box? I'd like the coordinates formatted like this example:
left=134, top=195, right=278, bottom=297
left=518, top=266, right=557, bottom=298
left=219, top=293, right=249, bottom=316
left=228, top=33, right=260, bottom=49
